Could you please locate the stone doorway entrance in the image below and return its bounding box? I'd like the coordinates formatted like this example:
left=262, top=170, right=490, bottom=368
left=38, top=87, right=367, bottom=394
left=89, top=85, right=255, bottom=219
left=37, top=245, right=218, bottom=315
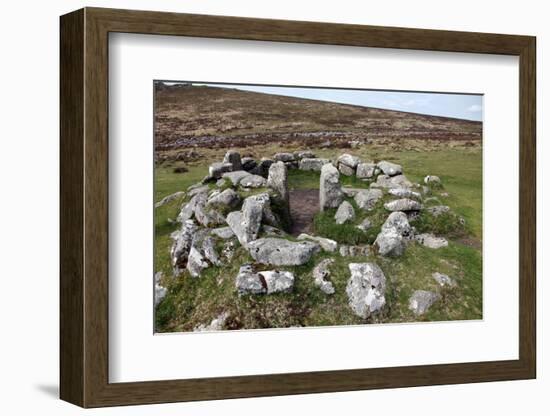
left=289, top=189, right=319, bottom=236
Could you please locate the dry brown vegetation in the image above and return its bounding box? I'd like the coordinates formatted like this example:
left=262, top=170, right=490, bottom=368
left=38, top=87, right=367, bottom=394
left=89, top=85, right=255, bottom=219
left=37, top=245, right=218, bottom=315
left=154, top=83, right=482, bottom=156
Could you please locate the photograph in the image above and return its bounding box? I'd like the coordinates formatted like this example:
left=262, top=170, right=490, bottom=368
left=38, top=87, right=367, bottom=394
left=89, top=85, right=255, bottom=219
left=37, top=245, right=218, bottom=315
left=153, top=81, right=483, bottom=333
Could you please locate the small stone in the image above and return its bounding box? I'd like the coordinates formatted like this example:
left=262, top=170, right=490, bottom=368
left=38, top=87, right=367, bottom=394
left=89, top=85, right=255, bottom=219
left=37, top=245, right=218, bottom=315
left=187, top=184, right=210, bottom=197
left=338, top=163, right=355, bottom=176
left=424, top=175, right=441, bottom=185
left=354, top=189, right=383, bottom=210
left=432, top=272, right=455, bottom=287
left=409, top=290, right=440, bottom=315
left=312, top=259, right=335, bottom=295
left=338, top=153, right=361, bottom=169
left=415, top=233, right=448, bottom=249
left=374, top=227, right=405, bottom=257
left=273, top=152, right=296, bottom=163
left=235, top=265, right=266, bottom=295
left=206, top=188, right=241, bottom=211
left=297, top=233, right=338, bottom=252
left=377, top=161, right=403, bottom=177
left=356, top=162, right=377, bottom=179
left=339, top=245, right=370, bottom=257
left=247, top=238, right=320, bottom=266
left=239, top=174, right=267, bottom=188
left=334, top=201, right=356, bottom=224
left=388, top=188, right=422, bottom=200
left=384, top=198, right=422, bottom=212
left=294, top=150, right=316, bottom=159
left=222, top=170, right=252, bottom=185
left=381, top=211, right=412, bottom=237
left=170, top=220, right=198, bottom=275
left=299, top=158, right=330, bottom=172
left=346, top=263, right=387, bottom=318
left=259, top=270, right=295, bottom=294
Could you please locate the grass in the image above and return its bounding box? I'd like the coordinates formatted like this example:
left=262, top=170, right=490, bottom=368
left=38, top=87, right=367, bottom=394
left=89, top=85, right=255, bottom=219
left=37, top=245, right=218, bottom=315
left=153, top=145, right=482, bottom=332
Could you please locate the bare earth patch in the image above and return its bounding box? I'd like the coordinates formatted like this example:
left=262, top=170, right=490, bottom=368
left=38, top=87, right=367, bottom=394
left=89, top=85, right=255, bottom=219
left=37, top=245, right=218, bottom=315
left=289, top=189, right=319, bottom=236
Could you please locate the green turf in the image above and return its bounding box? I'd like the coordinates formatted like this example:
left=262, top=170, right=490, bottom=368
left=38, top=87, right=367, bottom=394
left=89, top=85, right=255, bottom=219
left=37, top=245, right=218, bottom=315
left=153, top=146, right=482, bottom=331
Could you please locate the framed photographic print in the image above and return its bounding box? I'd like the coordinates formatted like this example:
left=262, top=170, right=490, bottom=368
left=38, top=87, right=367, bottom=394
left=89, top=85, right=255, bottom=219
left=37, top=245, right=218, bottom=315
left=60, top=7, right=536, bottom=408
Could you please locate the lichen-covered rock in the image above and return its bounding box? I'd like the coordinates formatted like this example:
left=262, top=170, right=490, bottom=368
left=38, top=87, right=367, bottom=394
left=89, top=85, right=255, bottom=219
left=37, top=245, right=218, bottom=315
left=239, top=174, right=267, bottom=188
left=338, top=153, right=361, bottom=176
left=222, top=170, right=252, bottom=185
left=338, top=153, right=361, bottom=169
left=260, top=270, right=295, bottom=294
left=294, top=150, right=316, bottom=159
left=415, top=233, right=448, bottom=249
left=374, top=227, right=406, bottom=257
left=299, top=158, right=330, bottom=172
left=312, top=258, right=335, bottom=295
left=409, top=290, right=440, bottom=315
left=354, top=189, right=383, bottom=210
left=186, top=229, right=222, bottom=277
left=297, top=233, right=338, bottom=252
left=208, top=162, right=233, bottom=179
left=320, top=163, right=344, bottom=211
left=381, top=211, right=412, bottom=237
left=346, top=263, right=387, bottom=318
left=210, top=226, right=235, bottom=240
left=339, top=245, right=371, bottom=257
left=267, top=161, right=289, bottom=203
left=371, top=174, right=413, bottom=189
left=384, top=198, right=422, bottom=212
left=334, top=200, right=356, bottom=224
left=235, top=265, right=266, bottom=295
left=194, top=193, right=226, bottom=227
left=247, top=238, right=320, bottom=266
left=170, top=220, right=198, bottom=275
left=235, top=265, right=295, bottom=295
left=388, top=187, right=422, bottom=200
left=226, top=194, right=266, bottom=247
left=223, top=150, right=242, bottom=171
left=273, top=152, right=296, bottom=163
left=424, top=175, right=441, bottom=185
left=432, top=272, right=455, bottom=287
left=377, top=161, right=403, bottom=177
left=356, top=162, right=377, bottom=179
left=206, top=188, right=241, bottom=212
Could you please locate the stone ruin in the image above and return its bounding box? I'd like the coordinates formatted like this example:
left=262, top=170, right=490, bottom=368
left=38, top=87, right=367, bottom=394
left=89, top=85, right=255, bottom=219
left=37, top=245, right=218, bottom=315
left=158, top=149, right=462, bottom=327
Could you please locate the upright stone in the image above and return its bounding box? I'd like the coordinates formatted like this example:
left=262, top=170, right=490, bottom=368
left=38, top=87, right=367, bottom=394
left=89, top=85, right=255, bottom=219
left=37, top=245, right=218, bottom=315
left=223, top=150, right=242, bottom=171
left=320, top=163, right=344, bottom=211
left=267, top=161, right=290, bottom=221
left=346, top=263, right=387, bottom=318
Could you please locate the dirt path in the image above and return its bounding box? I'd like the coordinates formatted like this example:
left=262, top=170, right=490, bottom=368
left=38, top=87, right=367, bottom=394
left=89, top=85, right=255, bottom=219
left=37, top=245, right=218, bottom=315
left=289, top=189, right=319, bottom=236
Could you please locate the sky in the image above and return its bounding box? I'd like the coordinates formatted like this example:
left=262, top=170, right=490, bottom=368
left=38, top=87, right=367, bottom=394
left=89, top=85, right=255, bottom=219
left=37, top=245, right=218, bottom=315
left=171, top=82, right=483, bottom=122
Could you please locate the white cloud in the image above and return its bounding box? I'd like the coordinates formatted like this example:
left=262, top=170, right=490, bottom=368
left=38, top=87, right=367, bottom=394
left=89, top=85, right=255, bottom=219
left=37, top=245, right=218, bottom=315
left=467, top=104, right=482, bottom=112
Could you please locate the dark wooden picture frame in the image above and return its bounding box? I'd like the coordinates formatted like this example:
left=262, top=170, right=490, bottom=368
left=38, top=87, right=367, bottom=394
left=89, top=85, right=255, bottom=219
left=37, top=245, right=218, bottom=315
left=60, top=7, right=536, bottom=408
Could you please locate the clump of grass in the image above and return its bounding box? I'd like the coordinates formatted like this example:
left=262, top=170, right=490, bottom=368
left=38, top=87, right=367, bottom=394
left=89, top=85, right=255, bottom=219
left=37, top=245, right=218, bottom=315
left=313, top=209, right=369, bottom=245
left=412, top=210, right=467, bottom=238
